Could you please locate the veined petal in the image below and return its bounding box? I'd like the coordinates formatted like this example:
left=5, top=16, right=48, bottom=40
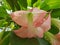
left=40, top=14, right=51, bottom=32
left=10, top=11, right=28, bottom=27
left=32, top=8, right=48, bottom=27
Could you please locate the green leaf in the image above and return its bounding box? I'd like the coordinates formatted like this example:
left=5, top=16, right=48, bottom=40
left=12, top=0, right=21, bottom=10
left=0, top=30, right=5, bottom=40
left=18, top=0, right=27, bottom=10
left=40, top=2, right=50, bottom=11
left=0, top=19, right=8, bottom=27
left=0, top=6, right=9, bottom=18
left=45, top=0, right=60, bottom=9
left=51, top=8, right=60, bottom=18
left=10, top=32, right=50, bottom=45
left=49, top=25, right=59, bottom=35
left=31, top=0, right=37, bottom=7
left=27, top=0, right=31, bottom=7
left=36, top=38, right=51, bottom=45
left=41, top=0, right=60, bottom=11
left=27, top=0, right=37, bottom=7
left=33, top=0, right=41, bottom=9
left=5, top=0, right=15, bottom=11
left=5, top=0, right=20, bottom=11
left=0, top=31, right=11, bottom=45
left=9, top=22, right=15, bottom=30
left=3, top=0, right=11, bottom=10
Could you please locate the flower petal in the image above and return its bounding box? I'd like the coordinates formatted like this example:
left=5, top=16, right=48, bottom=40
left=14, top=26, right=36, bottom=38
left=14, top=27, right=28, bottom=38
left=55, top=33, right=60, bottom=41
left=10, top=11, right=28, bottom=27
left=36, top=27, right=44, bottom=38
left=51, top=40, right=60, bottom=45
left=40, top=14, right=51, bottom=32
left=32, top=8, right=47, bottom=27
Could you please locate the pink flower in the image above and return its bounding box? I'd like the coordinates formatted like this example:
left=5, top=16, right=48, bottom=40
left=51, top=39, right=60, bottom=45
left=10, top=8, right=51, bottom=38
left=55, top=33, right=60, bottom=41
left=44, top=32, right=60, bottom=45
left=51, top=33, right=60, bottom=45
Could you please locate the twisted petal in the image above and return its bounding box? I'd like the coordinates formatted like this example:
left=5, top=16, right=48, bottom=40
left=14, top=26, right=44, bottom=38
left=14, top=27, right=36, bottom=38
left=14, top=27, right=28, bottom=38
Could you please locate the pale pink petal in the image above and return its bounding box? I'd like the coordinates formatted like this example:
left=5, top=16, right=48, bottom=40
left=14, top=27, right=28, bottom=38
left=51, top=33, right=60, bottom=45
left=40, top=14, right=51, bottom=32
left=51, top=40, right=60, bottom=45
left=14, top=27, right=36, bottom=38
left=32, top=8, right=47, bottom=27
left=26, top=27, right=35, bottom=38
left=55, top=33, right=60, bottom=41
left=36, top=27, right=44, bottom=38
left=14, top=26, right=44, bottom=38
left=10, top=11, right=28, bottom=27
left=26, top=26, right=44, bottom=38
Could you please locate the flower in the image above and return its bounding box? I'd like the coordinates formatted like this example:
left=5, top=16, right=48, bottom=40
left=51, top=39, right=60, bottom=45
left=44, top=32, right=60, bottom=45
left=51, top=33, right=60, bottom=45
left=55, top=33, right=60, bottom=41
left=10, top=8, right=51, bottom=38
